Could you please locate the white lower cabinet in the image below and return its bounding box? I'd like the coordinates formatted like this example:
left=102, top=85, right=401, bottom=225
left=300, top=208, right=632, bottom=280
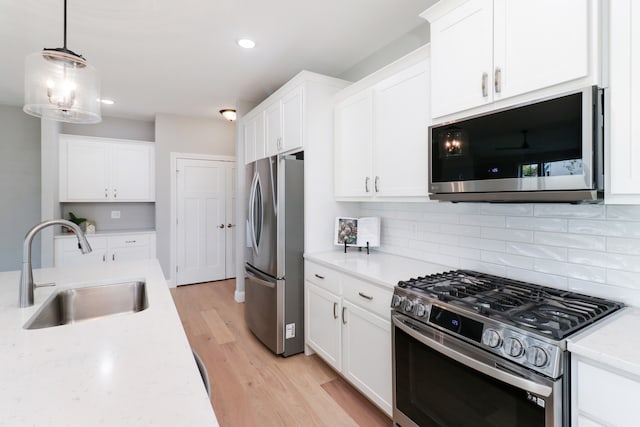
left=54, top=232, right=156, bottom=268
left=304, top=260, right=392, bottom=416
left=571, top=356, right=640, bottom=427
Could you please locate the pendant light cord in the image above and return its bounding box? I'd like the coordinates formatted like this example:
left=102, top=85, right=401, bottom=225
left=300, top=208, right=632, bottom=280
left=63, top=0, right=67, bottom=49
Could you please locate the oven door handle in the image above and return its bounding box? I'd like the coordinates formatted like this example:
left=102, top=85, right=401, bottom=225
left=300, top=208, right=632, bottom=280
left=392, top=316, right=553, bottom=397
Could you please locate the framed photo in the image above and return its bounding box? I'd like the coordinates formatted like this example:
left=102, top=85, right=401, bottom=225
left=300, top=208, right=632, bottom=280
left=335, top=217, right=358, bottom=246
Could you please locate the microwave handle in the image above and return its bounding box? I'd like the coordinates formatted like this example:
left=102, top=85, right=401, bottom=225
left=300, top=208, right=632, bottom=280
left=392, top=315, right=552, bottom=397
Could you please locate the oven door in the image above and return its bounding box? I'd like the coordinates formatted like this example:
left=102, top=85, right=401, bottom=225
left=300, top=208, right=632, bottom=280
left=392, top=314, right=564, bottom=427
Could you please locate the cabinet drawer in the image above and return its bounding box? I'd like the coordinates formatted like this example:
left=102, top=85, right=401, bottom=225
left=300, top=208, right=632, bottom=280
left=342, top=275, right=392, bottom=320
left=108, top=234, right=150, bottom=248
left=305, top=262, right=341, bottom=295
left=57, top=235, right=107, bottom=252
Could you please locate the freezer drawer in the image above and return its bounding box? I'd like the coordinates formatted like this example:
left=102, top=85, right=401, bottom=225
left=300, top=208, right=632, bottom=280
left=245, top=265, right=283, bottom=354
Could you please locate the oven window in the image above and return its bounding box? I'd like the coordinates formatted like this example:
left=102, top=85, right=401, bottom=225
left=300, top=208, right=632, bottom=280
left=395, top=327, right=545, bottom=427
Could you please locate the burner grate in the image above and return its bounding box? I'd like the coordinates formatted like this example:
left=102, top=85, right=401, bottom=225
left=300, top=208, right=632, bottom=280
left=398, top=270, right=623, bottom=340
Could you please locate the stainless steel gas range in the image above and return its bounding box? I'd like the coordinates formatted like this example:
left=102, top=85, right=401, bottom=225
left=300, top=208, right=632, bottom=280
left=390, top=270, right=623, bottom=427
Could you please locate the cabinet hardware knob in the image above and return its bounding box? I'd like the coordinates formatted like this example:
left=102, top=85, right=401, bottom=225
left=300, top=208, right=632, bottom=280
left=314, top=273, right=325, bottom=279
left=342, top=306, right=347, bottom=325
left=494, top=67, right=502, bottom=93
left=374, top=176, right=380, bottom=193
left=102, top=254, right=106, bottom=262
left=112, top=254, right=115, bottom=261
left=365, top=177, right=370, bottom=193
left=333, top=302, right=338, bottom=319
left=482, top=72, right=488, bottom=97
left=358, top=292, right=373, bottom=300
left=218, top=224, right=225, bottom=228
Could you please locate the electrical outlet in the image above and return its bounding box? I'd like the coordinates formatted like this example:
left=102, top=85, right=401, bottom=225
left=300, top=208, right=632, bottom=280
left=111, top=210, right=121, bottom=219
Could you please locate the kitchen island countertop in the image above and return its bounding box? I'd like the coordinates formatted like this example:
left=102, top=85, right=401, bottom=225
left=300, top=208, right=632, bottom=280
left=0, top=259, right=217, bottom=426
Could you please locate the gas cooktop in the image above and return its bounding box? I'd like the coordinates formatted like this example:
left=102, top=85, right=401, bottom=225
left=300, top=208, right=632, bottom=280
left=397, top=270, right=622, bottom=340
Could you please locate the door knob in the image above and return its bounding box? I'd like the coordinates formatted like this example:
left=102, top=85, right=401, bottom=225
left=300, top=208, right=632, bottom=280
left=227, top=224, right=234, bottom=228
left=218, top=224, right=225, bottom=228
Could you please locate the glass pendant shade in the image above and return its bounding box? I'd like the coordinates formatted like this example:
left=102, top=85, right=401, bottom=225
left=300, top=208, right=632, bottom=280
left=24, top=49, right=101, bottom=123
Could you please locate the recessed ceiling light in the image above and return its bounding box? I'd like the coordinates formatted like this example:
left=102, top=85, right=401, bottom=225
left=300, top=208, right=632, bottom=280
left=237, top=39, right=256, bottom=49
left=100, top=99, right=115, bottom=105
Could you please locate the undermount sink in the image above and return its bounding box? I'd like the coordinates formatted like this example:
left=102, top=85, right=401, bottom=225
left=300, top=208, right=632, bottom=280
left=24, top=281, right=148, bottom=330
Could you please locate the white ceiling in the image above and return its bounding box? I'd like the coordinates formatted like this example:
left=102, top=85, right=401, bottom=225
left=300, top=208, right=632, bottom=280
left=0, top=0, right=437, bottom=121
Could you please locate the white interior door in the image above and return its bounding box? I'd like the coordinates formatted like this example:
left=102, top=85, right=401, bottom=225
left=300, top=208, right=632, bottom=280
left=176, top=159, right=227, bottom=285
left=225, top=165, right=236, bottom=279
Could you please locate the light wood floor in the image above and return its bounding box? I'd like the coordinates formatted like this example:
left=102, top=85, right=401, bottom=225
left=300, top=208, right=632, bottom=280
left=171, top=279, right=392, bottom=427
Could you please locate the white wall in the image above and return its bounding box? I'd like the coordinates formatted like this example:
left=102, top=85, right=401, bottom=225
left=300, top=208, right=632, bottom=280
left=155, top=113, right=236, bottom=279
left=339, top=22, right=430, bottom=82
left=0, top=105, right=41, bottom=272
left=359, top=202, right=640, bottom=307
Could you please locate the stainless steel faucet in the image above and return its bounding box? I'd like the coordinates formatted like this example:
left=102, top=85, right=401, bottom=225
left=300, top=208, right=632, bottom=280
left=19, top=219, right=92, bottom=307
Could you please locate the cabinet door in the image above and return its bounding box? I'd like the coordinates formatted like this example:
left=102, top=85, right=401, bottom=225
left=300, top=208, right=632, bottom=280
left=254, top=112, right=266, bottom=160
left=341, top=300, right=392, bottom=416
left=281, top=85, right=304, bottom=153
left=62, top=138, right=110, bottom=201
left=305, top=282, right=342, bottom=371
left=111, top=143, right=154, bottom=201
left=607, top=0, right=640, bottom=203
left=430, top=0, right=493, bottom=118
left=54, top=236, right=108, bottom=267
left=334, top=91, right=374, bottom=198
left=265, top=102, right=282, bottom=157
left=243, top=118, right=257, bottom=165
left=373, top=60, right=430, bottom=197
left=108, top=234, right=151, bottom=263
left=493, top=0, right=589, bottom=101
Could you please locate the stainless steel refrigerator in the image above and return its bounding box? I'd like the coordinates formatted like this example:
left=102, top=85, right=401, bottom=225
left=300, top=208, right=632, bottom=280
left=245, top=154, right=304, bottom=356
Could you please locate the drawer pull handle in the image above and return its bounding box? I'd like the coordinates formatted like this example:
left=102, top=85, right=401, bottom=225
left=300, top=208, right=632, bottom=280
left=112, top=254, right=115, bottom=261
left=358, top=292, right=373, bottom=300
left=333, top=302, right=338, bottom=319
left=314, top=273, right=325, bottom=280
left=102, top=254, right=106, bottom=262
left=482, top=72, right=488, bottom=97
left=342, top=307, right=347, bottom=325
left=125, top=240, right=136, bottom=244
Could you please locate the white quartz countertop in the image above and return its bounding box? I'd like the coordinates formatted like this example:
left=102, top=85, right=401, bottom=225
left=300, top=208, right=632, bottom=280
left=0, top=260, right=217, bottom=426
left=568, top=307, right=640, bottom=377
left=54, top=229, right=156, bottom=238
left=304, top=250, right=452, bottom=289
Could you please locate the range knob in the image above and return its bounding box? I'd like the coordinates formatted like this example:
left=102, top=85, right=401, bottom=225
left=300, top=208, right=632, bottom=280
left=526, top=346, right=549, bottom=367
left=414, top=303, right=427, bottom=318
left=391, top=294, right=405, bottom=308
left=504, top=337, right=524, bottom=357
left=482, top=329, right=502, bottom=348
left=403, top=299, right=414, bottom=313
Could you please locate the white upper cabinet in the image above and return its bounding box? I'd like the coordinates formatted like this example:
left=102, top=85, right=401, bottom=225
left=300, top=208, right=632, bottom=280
left=606, top=0, right=640, bottom=204
left=423, top=0, right=597, bottom=121
left=60, top=134, right=155, bottom=202
left=242, top=73, right=347, bottom=164
left=334, top=45, right=430, bottom=201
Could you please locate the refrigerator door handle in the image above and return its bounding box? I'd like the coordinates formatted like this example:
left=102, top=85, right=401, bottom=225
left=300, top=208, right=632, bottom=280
left=246, top=270, right=276, bottom=289
left=269, top=156, right=278, bottom=214
left=248, top=172, right=261, bottom=255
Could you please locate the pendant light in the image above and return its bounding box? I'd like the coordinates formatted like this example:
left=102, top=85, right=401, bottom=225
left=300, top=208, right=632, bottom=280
left=23, top=0, right=101, bottom=123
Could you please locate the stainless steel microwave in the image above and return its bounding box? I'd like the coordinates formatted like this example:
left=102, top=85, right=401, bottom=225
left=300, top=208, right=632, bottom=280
left=428, top=87, right=604, bottom=202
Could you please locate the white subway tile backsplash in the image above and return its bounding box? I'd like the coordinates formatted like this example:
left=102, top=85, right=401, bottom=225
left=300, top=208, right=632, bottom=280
left=534, top=232, right=606, bottom=250
left=477, top=203, right=534, bottom=216
left=535, top=259, right=606, bottom=283
left=506, top=242, right=567, bottom=261
left=506, top=268, right=568, bottom=290
left=481, top=227, right=533, bottom=243
left=569, top=220, right=640, bottom=237
left=459, top=214, right=506, bottom=228
left=606, top=237, right=640, bottom=255
left=358, top=201, right=640, bottom=306
left=506, top=216, right=567, bottom=232
left=534, top=204, right=605, bottom=218
left=481, top=251, right=534, bottom=269
left=458, top=236, right=506, bottom=252
left=606, top=205, right=640, bottom=221
left=568, top=249, right=640, bottom=272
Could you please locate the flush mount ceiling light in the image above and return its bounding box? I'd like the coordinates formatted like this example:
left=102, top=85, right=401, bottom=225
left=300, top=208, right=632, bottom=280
left=219, top=109, right=237, bottom=122
left=23, top=0, right=101, bottom=124
left=237, top=39, right=256, bottom=49
left=99, top=99, right=114, bottom=105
